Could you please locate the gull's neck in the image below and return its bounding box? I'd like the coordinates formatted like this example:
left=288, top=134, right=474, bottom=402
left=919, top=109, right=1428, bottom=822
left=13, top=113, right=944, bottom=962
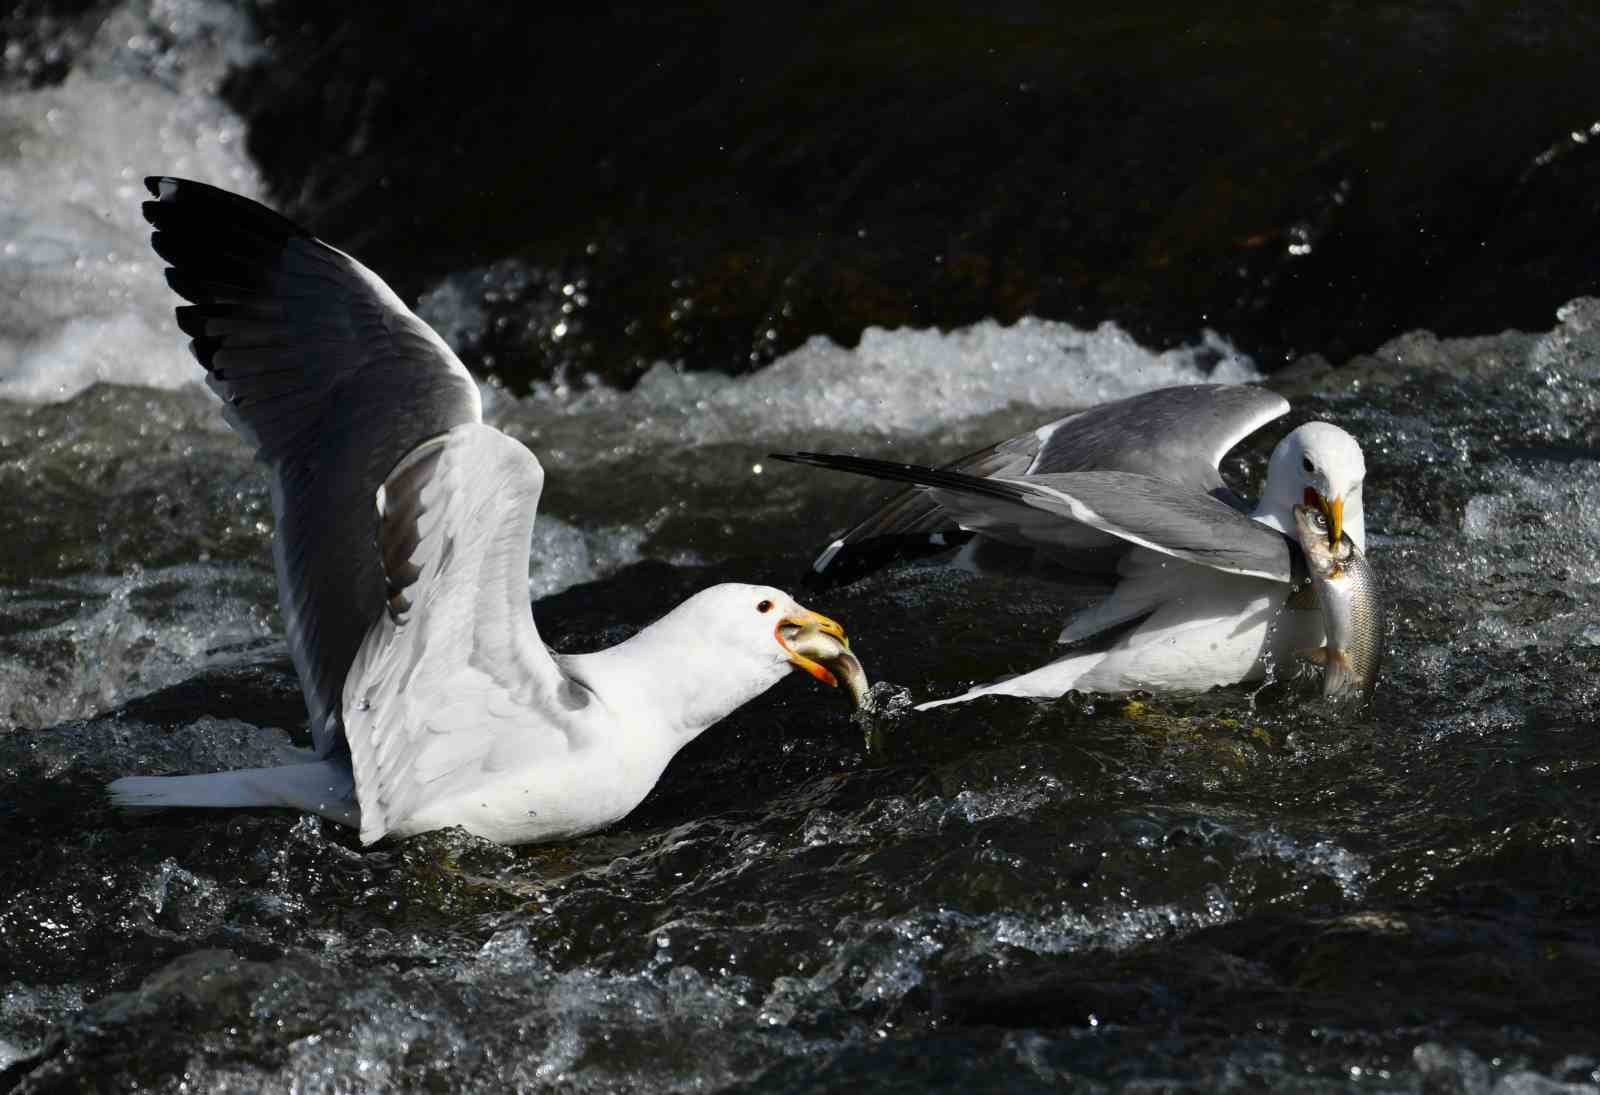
left=559, top=610, right=788, bottom=751
left=1249, top=475, right=1299, bottom=539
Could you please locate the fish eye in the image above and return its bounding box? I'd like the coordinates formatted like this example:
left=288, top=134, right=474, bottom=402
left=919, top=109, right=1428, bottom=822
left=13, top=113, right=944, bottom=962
left=757, top=599, right=774, bottom=614
left=1301, top=454, right=1316, bottom=474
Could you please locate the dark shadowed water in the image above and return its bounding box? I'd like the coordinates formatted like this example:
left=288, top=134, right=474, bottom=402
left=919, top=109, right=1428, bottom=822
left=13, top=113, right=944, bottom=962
left=4, top=3, right=1600, bottom=1092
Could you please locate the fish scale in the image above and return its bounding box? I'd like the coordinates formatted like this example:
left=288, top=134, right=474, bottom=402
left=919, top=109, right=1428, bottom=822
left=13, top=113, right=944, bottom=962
left=1292, top=504, right=1385, bottom=703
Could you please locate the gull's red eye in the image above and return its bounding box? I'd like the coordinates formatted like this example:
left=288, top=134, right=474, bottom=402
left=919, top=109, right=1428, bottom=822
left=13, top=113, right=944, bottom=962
left=757, top=599, right=774, bottom=614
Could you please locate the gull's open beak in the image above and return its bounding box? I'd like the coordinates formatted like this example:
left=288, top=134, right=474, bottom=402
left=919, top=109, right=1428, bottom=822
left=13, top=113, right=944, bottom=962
left=1303, top=488, right=1344, bottom=547
left=777, top=607, right=871, bottom=708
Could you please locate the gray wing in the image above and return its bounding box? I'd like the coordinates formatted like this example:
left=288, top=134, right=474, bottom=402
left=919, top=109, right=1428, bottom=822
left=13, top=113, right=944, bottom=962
left=1025, top=384, right=1290, bottom=490
left=998, top=472, right=1293, bottom=581
left=804, top=430, right=1040, bottom=583
left=341, top=424, right=588, bottom=845
left=143, top=177, right=483, bottom=756
left=801, top=383, right=1288, bottom=586
left=774, top=454, right=1293, bottom=583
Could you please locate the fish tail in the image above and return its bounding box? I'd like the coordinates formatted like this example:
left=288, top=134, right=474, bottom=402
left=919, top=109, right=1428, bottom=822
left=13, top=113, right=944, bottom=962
left=1322, top=650, right=1359, bottom=700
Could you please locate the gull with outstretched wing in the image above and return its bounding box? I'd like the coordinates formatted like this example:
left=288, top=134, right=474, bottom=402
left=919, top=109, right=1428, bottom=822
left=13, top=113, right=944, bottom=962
left=109, top=178, right=867, bottom=845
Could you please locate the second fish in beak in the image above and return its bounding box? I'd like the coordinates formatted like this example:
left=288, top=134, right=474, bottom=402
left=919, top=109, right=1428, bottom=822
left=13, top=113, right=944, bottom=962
left=778, top=608, right=871, bottom=708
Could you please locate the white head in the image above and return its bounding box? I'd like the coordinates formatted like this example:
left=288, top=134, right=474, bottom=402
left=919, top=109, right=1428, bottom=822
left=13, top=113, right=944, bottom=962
left=1255, top=421, right=1366, bottom=551
left=669, top=583, right=866, bottom=695
left=572, top=582, right=869, bottom=746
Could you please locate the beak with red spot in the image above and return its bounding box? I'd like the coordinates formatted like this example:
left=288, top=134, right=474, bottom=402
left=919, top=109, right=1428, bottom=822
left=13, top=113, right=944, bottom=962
left=1303, top=487, right=1345, bottom=548
left=776, top=606, right=871, bottom=708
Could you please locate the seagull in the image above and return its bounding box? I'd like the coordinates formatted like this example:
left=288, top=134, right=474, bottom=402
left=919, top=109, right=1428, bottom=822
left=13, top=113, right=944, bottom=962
left=108, top=177, right=868, bottom=846
left=773, top=384, right=1366, bottom=708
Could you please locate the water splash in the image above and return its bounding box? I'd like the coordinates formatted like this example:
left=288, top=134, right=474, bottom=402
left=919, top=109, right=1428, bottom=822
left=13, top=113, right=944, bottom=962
left=0, top=0, right=262, bottom=403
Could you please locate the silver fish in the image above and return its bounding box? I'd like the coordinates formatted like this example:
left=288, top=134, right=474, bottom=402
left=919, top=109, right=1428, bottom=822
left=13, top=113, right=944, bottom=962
left=782, top=619, right=872, bottom=709
left=1292, top=503, right=1384, bottom=703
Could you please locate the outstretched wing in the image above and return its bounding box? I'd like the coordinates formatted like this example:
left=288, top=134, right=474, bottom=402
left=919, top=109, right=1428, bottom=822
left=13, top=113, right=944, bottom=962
left=142, top=177, right=483, bottom=755
left=773, top=454, right=1294, bottom=583
left=342, top=423, right=594, bottom=845
left=801, top=384, right=1289, bottom=586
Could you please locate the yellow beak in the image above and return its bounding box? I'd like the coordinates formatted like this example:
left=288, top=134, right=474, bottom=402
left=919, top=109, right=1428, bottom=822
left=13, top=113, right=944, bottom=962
left=1324, top=494, right=1345, bottom=547
left=776, top=608, right=850, bottom=686
left=776, top=607, right=871, bottom=707
left=1305, top=488, right=1344, bottom=546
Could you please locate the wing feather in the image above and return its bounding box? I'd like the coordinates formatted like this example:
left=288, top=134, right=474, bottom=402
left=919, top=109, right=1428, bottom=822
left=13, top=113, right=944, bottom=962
left=773, top=454, right=1293, bottom=583
left=796, top=384, right=1289, bottom=586
left=142, top=177, right=483, bottom=755
left=1028, top=384, right=1288, bottom=491
left=341, top=423, right=587, bottom=845
left=799, top=429, right=1039, bottom=586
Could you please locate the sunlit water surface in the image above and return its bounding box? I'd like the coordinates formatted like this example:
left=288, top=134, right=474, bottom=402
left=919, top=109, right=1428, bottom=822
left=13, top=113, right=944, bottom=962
left=3, top=3, right=1600, bottom=1093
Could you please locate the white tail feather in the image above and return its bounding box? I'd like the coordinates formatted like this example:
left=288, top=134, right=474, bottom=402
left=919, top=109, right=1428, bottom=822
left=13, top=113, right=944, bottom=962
left=107, top=760, right=359, bottom=828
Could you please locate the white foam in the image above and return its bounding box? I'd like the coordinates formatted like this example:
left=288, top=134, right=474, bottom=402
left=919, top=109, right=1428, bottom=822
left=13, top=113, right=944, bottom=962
left=0, top=563, right=276, bottom=730
left=488, top=318, right=1261, bottom=467
left=0, top=0, right=1258, bottom=427
left=526, top=516, right=649, bottom=599
left=0, top=0, right=262, bottom=402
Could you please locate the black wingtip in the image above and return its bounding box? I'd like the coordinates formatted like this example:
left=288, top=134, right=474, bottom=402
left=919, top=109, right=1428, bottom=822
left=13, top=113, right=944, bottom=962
left=800, top=530, right=974, bottom=592
left=769, top=450, right=1026, bottom=506
left=768, top=451, right=831, bottom=470
left=773, top=450, right=999, bottom=589
left=139, top=175, right=313, bottom=242
left=769, top=451, right=927, bottom=477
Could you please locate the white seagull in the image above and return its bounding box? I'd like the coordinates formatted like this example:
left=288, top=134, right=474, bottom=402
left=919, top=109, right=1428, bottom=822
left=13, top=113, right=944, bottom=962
left=109, top=177, right=867, bottom=846
left=774, top=384, right=1366, bottom=707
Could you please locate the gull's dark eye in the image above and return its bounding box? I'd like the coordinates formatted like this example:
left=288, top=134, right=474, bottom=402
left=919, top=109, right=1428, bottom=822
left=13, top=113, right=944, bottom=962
left=757, top=599, right=774, bottom=614
left=1301, top=454, right=1315, bottom=474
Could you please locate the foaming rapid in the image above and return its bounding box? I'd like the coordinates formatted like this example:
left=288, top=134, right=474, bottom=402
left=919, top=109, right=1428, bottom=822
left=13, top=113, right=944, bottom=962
left=0, top=0, right=1260, bottom=437
left=477, top=320, right=1260, bottom=470
left=0, top=43, right=1265, bottom=736
left=0, top=315, right=1256, bottom=729
left=7, top=10, right=1600, bottom=1086
left=0, top=0, right=262, bottom=402
left=0, top=562, right=278, bottom=731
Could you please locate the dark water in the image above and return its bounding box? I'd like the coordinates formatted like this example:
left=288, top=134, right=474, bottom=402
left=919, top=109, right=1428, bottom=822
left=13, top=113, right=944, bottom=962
left=5, top=2, right=1600, bottom=1092
left=116, top=0, right=1600, bottom=386
left=6, top=319, right=1600, bottom=1092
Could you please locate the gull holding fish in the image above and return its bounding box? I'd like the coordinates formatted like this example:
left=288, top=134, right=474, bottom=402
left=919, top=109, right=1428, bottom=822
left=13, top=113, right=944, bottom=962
left=109, top=178, right=867, bottom=845
left=774, top=384, right=1369, bottom=707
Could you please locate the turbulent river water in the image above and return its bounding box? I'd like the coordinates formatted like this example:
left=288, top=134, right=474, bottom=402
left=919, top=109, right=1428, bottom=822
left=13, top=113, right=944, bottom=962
left=5, top=3, right=1600, bottom=1093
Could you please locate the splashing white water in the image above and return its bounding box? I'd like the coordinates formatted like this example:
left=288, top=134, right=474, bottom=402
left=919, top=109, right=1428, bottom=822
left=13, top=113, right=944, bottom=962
left=0, top=563, right=277, bottom=730
left=477, top=319, right=1261, bottom=478
left=0, top=0, right=262, bottom=402
left=0, top=0, right=1268, bottom=726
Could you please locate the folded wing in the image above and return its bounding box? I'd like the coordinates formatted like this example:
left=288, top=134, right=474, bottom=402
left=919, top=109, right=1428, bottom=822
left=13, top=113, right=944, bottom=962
left=802, top=384, right=1289, bottom=586
left=775, top=453, right=1294, bottom=583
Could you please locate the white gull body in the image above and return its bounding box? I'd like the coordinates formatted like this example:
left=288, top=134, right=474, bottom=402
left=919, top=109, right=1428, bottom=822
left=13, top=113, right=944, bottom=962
left=778, top=385, right=1366, bottom=707
left=108, top=178, right=863, bottom=845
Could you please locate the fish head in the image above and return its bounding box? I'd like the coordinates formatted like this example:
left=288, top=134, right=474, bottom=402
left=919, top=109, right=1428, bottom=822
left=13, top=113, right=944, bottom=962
left=1291, top=503, right=1343, bottom=577
left=771, top=600, right=871, bottom=708
left=1301, top=486, right=1344, bottom=550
